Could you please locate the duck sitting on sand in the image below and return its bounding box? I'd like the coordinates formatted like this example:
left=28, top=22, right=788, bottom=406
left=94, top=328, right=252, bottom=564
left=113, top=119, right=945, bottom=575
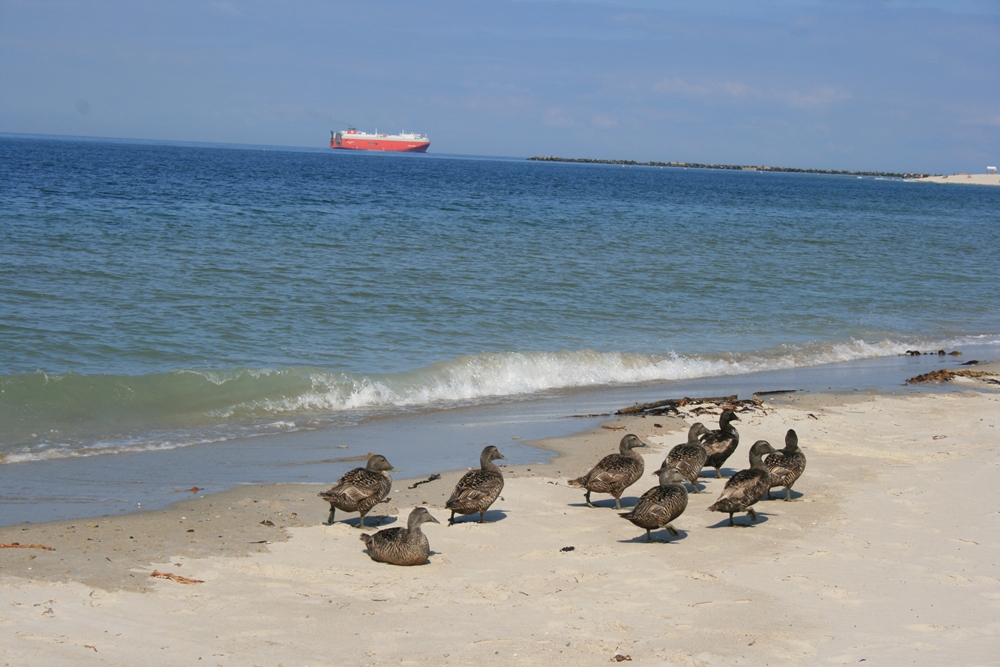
left=620, top=465, right=689, bottom=542
left=568, top=434, right=648, bottom=509
left=765, top=429, right=807, bottom=501
left=318, top=454, right=396, bottom=528
left=702, top=409, right=741, bottom=478
left=707, top=440, right=776, bottom=526
left=360, top=507, right=439, bottom=566
left=663, top=423, right=711, bottom=493
left=445, top=445, right=506, bottom=525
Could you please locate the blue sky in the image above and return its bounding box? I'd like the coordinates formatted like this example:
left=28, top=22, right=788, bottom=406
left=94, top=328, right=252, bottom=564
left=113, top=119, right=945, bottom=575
left=1, top=1, right=997, bottom=172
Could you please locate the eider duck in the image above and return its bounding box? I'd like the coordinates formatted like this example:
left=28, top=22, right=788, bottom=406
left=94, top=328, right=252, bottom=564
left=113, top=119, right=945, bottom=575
left=765, top=429, right=806, bottom=501
left=318, top=454, right=396, bottom=528
left=445, top=445, right=506, bottom=525
left=619, top=465, right=689, bottom=542
left=707, top=440, right=776, bottom=526
left=663, top=423, right=711, bottom=493
left=702, top=409, right=741, bottom=478
left=568, top=433, right=648, bottom=509
left=360, top=506, right=439, bottom=566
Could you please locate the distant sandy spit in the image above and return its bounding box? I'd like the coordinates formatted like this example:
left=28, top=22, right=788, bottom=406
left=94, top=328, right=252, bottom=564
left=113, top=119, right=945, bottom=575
left=907, top=173, right=1000, bottom=186
left=1, top=385, right=999, bottom=666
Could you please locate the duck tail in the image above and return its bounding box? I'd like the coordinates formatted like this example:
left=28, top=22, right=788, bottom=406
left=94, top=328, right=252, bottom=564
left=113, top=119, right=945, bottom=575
left=567, top=476, right=586, bottom=488
left=359, top=533, right=373, bottom=546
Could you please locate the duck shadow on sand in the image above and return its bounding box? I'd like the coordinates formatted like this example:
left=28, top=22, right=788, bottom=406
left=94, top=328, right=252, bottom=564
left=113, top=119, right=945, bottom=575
left=764, top=489, right=804, bottom=501
left=566, top=496, right=642, bottom=510
left=705, top=513, right=771, bottom=529
left=698, top=467, right=739, bottom=479
left=618, top=529, right=689, bottom=544
left=341, top=514, right=399, bottom=529
left=447, top=509, right=508, bottom=525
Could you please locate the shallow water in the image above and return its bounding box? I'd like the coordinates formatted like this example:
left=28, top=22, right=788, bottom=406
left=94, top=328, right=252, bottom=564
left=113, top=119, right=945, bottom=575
left=2, top=134, right=998, bottom=487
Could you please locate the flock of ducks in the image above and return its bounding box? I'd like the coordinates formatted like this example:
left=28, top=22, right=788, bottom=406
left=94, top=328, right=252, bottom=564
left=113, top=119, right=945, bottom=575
left=318, top=408, right=807, bottom=565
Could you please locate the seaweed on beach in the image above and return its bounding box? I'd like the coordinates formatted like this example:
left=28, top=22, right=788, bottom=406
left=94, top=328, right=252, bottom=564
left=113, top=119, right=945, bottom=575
left=616, top=393, right=776, bottom=417
left=905, top=369, right=996, bottom=384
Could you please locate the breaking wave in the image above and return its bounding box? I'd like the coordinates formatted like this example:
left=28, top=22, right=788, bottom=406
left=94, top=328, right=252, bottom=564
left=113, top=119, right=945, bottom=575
left=1, top=334, right=996, bottom=463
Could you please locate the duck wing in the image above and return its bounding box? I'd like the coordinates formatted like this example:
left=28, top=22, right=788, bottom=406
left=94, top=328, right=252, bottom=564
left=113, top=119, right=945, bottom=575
left=708, top=469, right=769, bottom=512
left=446, top=469, right=503, bottom=510
left=319, top=468, right=389, bottom=510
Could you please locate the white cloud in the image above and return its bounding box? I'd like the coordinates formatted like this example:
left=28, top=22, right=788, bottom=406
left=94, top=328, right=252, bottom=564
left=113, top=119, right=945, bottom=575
left=544, top=107, right=583, bottom=128
left=653, top=76, right=851, bottom=109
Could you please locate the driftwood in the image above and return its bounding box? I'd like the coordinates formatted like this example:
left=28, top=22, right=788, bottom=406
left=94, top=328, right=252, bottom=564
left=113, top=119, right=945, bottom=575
left=150, top=570, right=203, bottom=584
left=407, top=473, right=441, bottom=490
left=0, top=543, right=55, bottom=551
left=616, top=395, right=739, bottom=416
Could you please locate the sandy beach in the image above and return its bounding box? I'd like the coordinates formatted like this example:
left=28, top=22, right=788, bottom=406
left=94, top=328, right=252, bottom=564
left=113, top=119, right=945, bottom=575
left=2, top=366, right=999, bottom=666
left=908, top=173, right=1000, bottom=186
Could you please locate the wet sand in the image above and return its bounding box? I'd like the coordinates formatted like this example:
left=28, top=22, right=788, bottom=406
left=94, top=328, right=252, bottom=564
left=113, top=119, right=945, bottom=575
left=1, top=365, right=998, bottom=666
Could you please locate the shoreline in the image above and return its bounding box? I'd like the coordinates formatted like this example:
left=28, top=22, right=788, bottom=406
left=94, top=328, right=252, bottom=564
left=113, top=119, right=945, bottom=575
left=2, top=380, right=998, bottom=664
left=1, top=349, right=997, bottom=527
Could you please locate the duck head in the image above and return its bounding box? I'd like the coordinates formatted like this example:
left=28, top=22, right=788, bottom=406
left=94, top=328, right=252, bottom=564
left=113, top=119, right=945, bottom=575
left=653, top=465, right=687, bottom=487
left=366, top=454, right=398, bottom=473
left=720, top=409, right=740, bottom=428
left=619, top=434, right=649, bottom=452
left=407, top=506, right=440, bottom=530
left=481, top=445, right=506, bottom=464
left=784, top=429, right=799, bottom=451
left=688, top=422, right=710, bottom=443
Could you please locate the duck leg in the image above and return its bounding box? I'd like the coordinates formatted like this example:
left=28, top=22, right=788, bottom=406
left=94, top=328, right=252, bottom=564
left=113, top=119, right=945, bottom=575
left=646, top=529, right=652, bottom=542
left=357, top=513, right=367, bottom=529
left=767, top=489, right=773, bottom=500
left=614, top=496, right=622, bottom=510
left=479, top=511, right=486, bottom=523
left=747, top=507, right=758, bottom=522
left=448, top=510, right=456, bottom=526
left=784, top=486, right=792, bottom=501
left=727, top=513, right=735, bottom=527
left=666, top=524, right=679, bottom=537
left=585, top=490, right=594, bottom=508
left=715, top=467, right=722, bottom=479
left=324, top=506, right=336, bottom=526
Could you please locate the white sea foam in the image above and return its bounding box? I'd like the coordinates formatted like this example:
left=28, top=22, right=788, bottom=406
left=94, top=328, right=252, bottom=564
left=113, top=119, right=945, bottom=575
left=3, top=334, right=997, bottom=464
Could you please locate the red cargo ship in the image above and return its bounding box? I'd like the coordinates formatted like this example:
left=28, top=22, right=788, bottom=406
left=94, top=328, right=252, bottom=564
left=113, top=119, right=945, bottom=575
left=329, top=128, right=430, bottom=152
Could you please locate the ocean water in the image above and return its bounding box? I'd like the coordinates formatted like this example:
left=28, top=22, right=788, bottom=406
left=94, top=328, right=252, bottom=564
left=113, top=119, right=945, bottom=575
left=2, top=134, right=1000, bottom=473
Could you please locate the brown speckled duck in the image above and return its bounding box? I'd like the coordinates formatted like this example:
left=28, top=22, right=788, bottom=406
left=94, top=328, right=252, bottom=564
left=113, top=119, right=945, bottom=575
left=568, top=434, right=648, bottom=509
left=707, top=440, right=776, bottom=526
left=360, top=507, right=439, bottom=566
left=766, top=429, right=807, bottom=501
left=702, top=409, right=741, bottom=478
left=620, top=465, right=689, bottom=542
left=445, top=446, right=506, bottom=525
left=318, top=454, right=396, bottom=528
left=663, top=423, right=711, bottom=493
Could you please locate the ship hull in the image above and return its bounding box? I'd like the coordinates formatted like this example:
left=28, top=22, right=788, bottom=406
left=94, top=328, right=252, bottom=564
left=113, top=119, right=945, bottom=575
left=330, top=137, right=429, bottom=153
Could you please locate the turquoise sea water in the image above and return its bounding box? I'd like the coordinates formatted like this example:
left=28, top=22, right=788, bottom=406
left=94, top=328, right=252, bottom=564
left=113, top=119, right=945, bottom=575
left=2, top=134, right=1000, bottom=471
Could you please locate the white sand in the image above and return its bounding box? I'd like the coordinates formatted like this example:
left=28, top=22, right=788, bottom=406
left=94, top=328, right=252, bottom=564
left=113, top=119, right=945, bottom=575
left=2, top=389, right=999, bottom=666
left=908, top=173, right=1000, bottom=186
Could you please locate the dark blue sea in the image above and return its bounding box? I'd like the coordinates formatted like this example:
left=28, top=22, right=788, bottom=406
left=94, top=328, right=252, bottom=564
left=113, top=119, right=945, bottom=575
left=2, top=134, right=999, bottom=522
